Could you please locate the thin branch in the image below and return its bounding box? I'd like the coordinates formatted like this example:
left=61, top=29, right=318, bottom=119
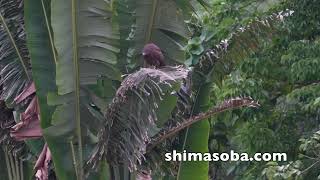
left=294, top=80, right=320, bottom=89
left=299, top=153, right=318, bottom=160
left=301, top=160, right=320, bottom=175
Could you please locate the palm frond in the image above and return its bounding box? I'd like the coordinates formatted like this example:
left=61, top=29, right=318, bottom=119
left=89, top=66, right=190, bottom=170
left=193, top=10, right=294, bottom=85
left=0, top=0, right=31, bottom=104
left=142, top=97, right=259, bottom=176
left=147, top=97, right=260, bottom=151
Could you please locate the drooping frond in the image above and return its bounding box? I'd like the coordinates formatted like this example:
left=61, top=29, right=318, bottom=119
left=147, top=97, right=260, bottom=151
left=0, top=0, right=31, bottom=104
left=89, top=66, right=190, bottom=170
left=193, top=10, right=294, bottom=85
left=142, top=97, right=259, bottom=176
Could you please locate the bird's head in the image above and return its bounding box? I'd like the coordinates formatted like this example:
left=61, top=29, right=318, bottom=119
left=141, top=43, right=165, bottom=68
left=142, top=43, right=162, bottom=58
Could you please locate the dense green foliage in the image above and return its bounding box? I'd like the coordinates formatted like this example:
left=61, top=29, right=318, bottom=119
left=200, top=0, right=320, bottom=179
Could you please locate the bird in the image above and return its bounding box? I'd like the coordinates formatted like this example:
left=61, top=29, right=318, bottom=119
left=142, top=43, right=165, bottom=68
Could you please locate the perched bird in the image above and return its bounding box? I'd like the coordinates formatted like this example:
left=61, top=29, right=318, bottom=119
left=142, top=43, right=165, bottom=68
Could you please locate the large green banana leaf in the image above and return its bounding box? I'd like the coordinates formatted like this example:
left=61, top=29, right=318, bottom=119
left=48, top=0, right=122, bottom=179
left=114, top=0, right=209, bottom=70
left=134, top=0, right=190, bottom=64
left=24, top=0, right=120, bottom=179
left=24, top=0, right=75, bottom=179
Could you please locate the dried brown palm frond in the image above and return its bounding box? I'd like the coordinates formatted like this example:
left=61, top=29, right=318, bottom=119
left=89, top=66, right=190, bottom=170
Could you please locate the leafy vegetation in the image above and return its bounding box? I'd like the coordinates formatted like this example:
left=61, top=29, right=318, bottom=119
left=200, top=0, right=320, bottom=179
left=0, top=0, right=319, bottom=180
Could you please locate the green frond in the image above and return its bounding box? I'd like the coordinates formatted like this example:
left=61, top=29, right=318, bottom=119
left=193, top=10, right=294, bottom=86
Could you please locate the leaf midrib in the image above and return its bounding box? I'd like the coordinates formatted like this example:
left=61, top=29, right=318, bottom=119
left=40, top=0, right=57, bottom=64
left=0, top=13, right=30, bottom=80
left=71, top=0, right=83, bottom=179
left=145, top=0, right=159, bottom=43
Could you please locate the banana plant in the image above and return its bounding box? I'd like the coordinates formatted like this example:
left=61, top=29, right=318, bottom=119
left=0, top=0, right=42, bottom=179
left=177, top=11, right=293, bottom=180
left=21, top=0, right=206, bottom=179
left=0, top=0, right=293, bottom=179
